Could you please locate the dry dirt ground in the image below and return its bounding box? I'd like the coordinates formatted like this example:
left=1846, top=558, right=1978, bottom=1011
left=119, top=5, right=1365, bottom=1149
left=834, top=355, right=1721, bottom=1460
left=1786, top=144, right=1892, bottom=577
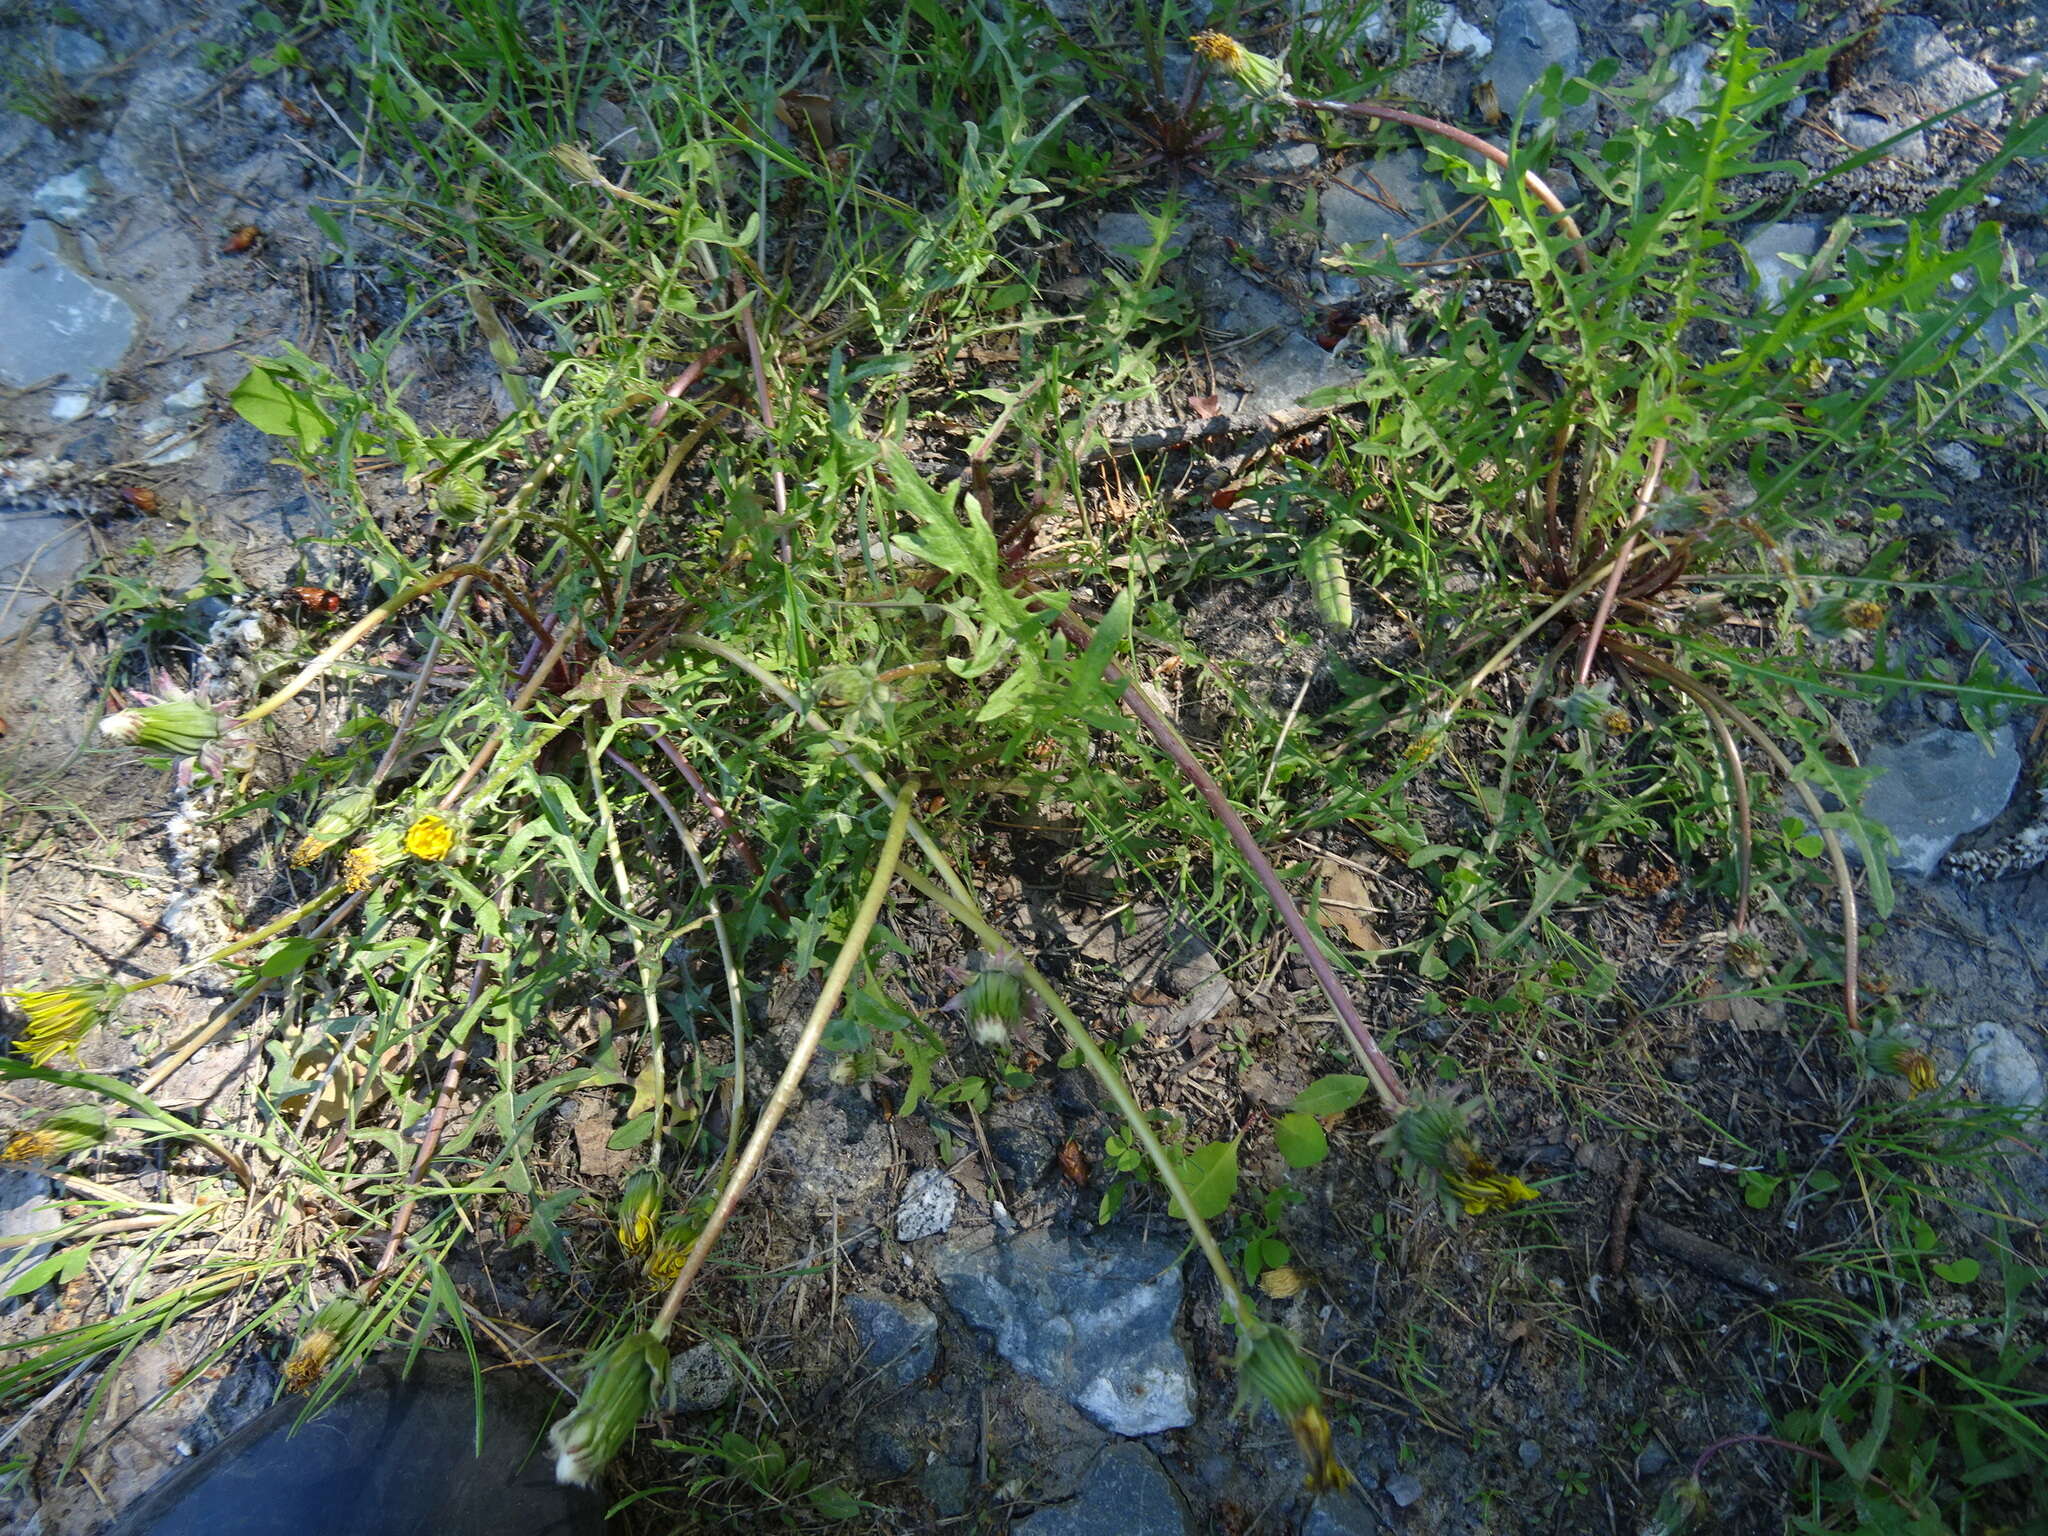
left=2, top=2, right=2046, bottom=1535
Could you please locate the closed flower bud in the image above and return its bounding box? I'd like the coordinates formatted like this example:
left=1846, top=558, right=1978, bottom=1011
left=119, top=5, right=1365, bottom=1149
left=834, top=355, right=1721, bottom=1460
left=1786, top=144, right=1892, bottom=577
left=616, top=1170, right=662, bottom=1258
left=1561, top=680, right=1623, bottom=734
left=1235, top=1323, right=1350, bottom=1492
left=550, top=1331, right=667, bottom=1487
left=2, top=1104, right=110, bottom=1165
left=1803, top=596, right=1886, bottom=642
left=962, top=970, right=1024, bottom=1047
left=98, top=696, right=223, bottom=757
left=643, top=1205, right=708, bottom=1287
left=1865, top=1032, right=1937, bottom=1096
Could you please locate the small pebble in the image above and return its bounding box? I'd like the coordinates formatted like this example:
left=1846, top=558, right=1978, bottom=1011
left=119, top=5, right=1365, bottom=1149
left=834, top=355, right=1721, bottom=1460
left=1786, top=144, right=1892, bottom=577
left=1385, top=1471, right=1423, bottom=1508
left=1518, top=1439, right=1542, bottom=1469
left=1667, top=1056, right=1701, bottom=1084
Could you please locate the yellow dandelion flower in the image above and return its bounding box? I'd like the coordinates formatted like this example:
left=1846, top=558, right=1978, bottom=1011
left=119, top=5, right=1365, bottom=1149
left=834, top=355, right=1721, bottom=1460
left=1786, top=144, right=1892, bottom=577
left=5, top=982, right=121, bottom=1068
left=1843, top=599, right=1886, bottom=633
left=616, top=1170, right=661, bottom=1258
left=1191, top=30, right=1246, bottom=66
left=1260, top=1265, right=1306, bottom=1299
left=1898, top=1049, right=1937, bottom=1096
left=643, top=1210, right=704, bottom=1288
left=1602, top=709, right=1634, bottom=736
left=404, top=813, right=456, bottom=862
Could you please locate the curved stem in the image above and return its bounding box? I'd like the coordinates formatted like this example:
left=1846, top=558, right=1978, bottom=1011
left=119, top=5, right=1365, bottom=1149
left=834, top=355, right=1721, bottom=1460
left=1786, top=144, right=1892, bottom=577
left=649, top=782, right=915, bottom=1341
left=1279, top=93, right=1591, bottom=273
left=1052, top=611, right=1405, bottom=1110
left=1575, top=438, right=1668, bottom=687
left=1609, top=641, right=1857, bottom=1028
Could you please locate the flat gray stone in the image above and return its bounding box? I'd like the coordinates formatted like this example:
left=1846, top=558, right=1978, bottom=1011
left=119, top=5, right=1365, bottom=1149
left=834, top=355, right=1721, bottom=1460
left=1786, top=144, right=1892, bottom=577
left=895, top=1167, right=960, bottom=1242
left=1304, top=1491, right=1380, bottom=1535
left=41, top=26, right=110, bottom=77
left=1873, top=15, right=2002, bottom=127
left=0, top=509, right=92, bottom=643
left=770, top=1090, right=891, bottom=1216
left=1861, top=727, right=2022, bottom=876
left=32, top=169, right=103, bottom=225
left=1251, top=142, right=1320, bottom=175
left=1653, top=43, right=1714, bottom=122
left=1481, top=0, right=1583, bottom=124
left=920, top=1463, right=971, bottom=1518
left=667, top=1340, right=737, bottom=1411
left=1386, top=1470, right=1425, bottom=1507
left=0, top=220, right=138, bottom=389
left=1012, top=1443, right=1193, bottom=1536
left=1322, top=149, right=1465, bottom=266
left=0, top=1170, right=60, bottom=1298
left=845, top=1293, right=938, bottom=1387
left=934, top=1224, right=1193, bottom=1436
left=1963, top=1022, right=2045, bottom=1117
left=1742, top=222, right=1820, bottom=307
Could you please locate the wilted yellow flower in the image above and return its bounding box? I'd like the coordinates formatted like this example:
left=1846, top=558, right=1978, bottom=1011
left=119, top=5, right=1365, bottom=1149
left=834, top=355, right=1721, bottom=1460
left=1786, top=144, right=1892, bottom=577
left=284, top=1294, right=364, bottom=1393
left=404, top=814, right=456, bottom=862
left=1375, top=1091, right=1537, bottom=1220
left=1189, top=32, right=1288, bottom=97
left=1, top=1104, right=110, bottom=1164
left=340, top=846, right=379, bottom=892
left=1442, top=1154, right=1540, bottom=1216
left=616, top=1170, right=662, bottom=1257
left=551, top=1331, right=667, bottom=1487
left=5, top=982, right=122, bottom=1068
left=1259, top=1265, right=1306, bottom=1299
left=1236, top=1323, right=1351, bottom=1493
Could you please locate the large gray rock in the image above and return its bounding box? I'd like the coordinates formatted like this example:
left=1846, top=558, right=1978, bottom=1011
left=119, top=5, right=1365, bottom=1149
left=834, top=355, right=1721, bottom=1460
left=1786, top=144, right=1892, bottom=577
left=1481, top=0, right=1583, bottom=124
left=1012, top=1443, right=1193, bottom=1536
left=845, top=1293, right=938, bottom=1387
left=1963, top=1022, right=2045, bottom=1118
left=934, top=1224, right=1193, bottom=1436
left=0, top=220, right=138, bottom=389
left=1859, top=728, right=2022, bottom=877
left=0, top=1170, right=59, bottom=1299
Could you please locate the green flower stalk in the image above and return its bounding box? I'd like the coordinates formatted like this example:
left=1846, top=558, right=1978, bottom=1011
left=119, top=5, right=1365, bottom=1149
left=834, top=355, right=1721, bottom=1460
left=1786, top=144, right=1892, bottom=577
left=284, top=1293, right=366, bottom=1393
left=550, top=1331, right=667, bottom=1487
left=1375, top=1091, right=1539, bottom=1220
left=98, top=696, right=223, bottom=757
left=5, top=980, right=123, bottom=1068
left=1, top=1103, right=110, bottom=1164
left=1865, top=1032, right=1938, bottom=1096
left=615, top=1170, right=662, bottom=1258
